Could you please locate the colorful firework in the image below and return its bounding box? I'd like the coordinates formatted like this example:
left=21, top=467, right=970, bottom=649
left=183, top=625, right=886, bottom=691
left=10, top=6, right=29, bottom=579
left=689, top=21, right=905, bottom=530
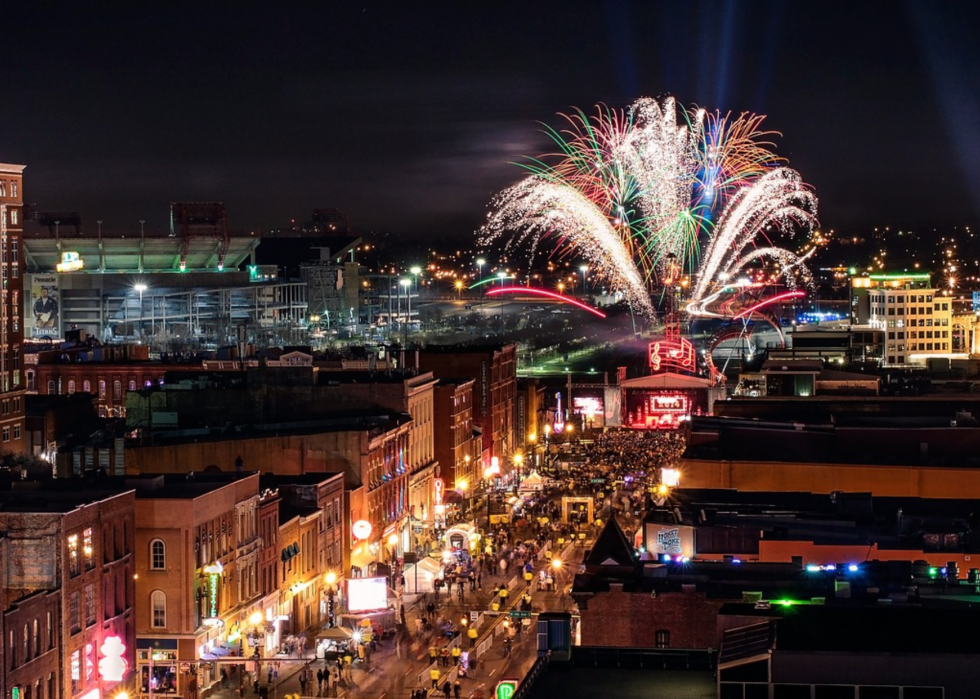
left=478, top=97, right=818, bottom=318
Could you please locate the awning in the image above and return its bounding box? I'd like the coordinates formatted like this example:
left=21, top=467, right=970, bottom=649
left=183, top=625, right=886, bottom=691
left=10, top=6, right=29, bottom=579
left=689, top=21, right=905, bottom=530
left=317, top=626, right=354, bottom=641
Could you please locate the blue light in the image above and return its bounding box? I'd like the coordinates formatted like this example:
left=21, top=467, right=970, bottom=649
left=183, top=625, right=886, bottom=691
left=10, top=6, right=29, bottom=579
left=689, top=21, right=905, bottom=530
left=805, top=564, right=821, bottom=573
left=847, top=564, right=858, bottom=572
left=941, top=567, right=948, bottom=575
left=732, top=558, right=741, bottom=564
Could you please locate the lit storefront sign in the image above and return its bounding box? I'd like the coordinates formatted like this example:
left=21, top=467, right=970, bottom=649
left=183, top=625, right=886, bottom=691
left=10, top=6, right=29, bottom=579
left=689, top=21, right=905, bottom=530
left=352, top=520, right=373, bottom=540
left=202, top=561, right=223, bottom=621
left=495, top=680, right=519, bottom=699
left=433, top=478, right=444, bottom=506
left=553, top=392, right=565, bottom=434
left=98, top=635, right=128, bottom=682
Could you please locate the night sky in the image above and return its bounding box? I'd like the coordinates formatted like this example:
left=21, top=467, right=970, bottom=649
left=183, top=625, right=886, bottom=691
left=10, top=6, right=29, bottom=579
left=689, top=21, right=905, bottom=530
left=3, top=1, right=980, bottom=239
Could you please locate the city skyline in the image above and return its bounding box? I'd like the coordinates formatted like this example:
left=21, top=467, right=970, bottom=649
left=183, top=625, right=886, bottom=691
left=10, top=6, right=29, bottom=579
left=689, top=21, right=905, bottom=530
left=2, top=2, right=980, bottom=238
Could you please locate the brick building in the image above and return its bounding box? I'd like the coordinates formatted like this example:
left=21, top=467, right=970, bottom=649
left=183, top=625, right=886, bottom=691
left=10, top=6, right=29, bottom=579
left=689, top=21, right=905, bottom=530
left=0, top=484, right=136, bottom=699
left=132, top=473, right=262, bottom=696
left=432, top=378, right=479, bottom=492
left=418, top=344, right=517, bottom=467
left=0, top=163, right=27, bottom=454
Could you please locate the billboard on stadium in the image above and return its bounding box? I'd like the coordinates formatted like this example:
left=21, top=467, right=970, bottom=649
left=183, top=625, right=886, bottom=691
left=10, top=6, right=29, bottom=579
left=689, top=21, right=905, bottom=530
left=30, top=273, right=60, bottom=339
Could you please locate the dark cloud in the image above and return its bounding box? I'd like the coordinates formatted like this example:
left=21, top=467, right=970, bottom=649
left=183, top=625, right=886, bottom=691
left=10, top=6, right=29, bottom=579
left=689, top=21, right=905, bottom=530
left=1, top=1, right=979, bottom=237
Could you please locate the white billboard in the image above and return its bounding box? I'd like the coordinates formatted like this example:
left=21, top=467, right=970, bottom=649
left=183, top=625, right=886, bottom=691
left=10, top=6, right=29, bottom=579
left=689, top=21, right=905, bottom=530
left=346, top=576, right=388, bottom=613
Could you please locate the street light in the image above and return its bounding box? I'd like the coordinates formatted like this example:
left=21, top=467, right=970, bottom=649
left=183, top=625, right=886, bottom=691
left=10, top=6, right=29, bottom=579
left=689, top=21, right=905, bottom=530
left=134, top=283, right=148, bottom=342
left=400, top=278, right=412, bottom=342
left=455, top=279, right=464, bottom=299
left=476, top=258, right=485, bottom=280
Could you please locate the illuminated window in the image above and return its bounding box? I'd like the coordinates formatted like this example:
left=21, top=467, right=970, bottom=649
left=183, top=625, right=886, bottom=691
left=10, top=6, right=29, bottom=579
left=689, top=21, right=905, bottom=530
left=98, top=380, right=106, bottom=398
left=83, top=528, right=94, bottom=569
left=68, top=380, right=76, bottom=394
left=113, top=380, right=122, bottom=401
left=150, top=539, right=166, bottom=570
left=10, top=209, right=17, bottom=225
left=70, top=650, right=81, bottom=693
left=11, top=180, right=17, bottom=198
left=151, top=590, right=167, bottom=628
left=83, top=380, right=91, bottom=393
left=68, top=534, right=80, bottom=576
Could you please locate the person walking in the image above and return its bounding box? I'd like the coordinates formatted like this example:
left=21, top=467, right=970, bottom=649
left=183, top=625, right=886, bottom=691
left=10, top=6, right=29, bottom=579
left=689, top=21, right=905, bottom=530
left=317, top=668, right=324, bottom=695
left=467, top=626, right=478, bottom=648
left=430, top=668, right=441, bottom=690
left=442, top=680, right=452, bottom=699
left=453, top=679, right=462, bottom=699
left=451, top=645, right=461, bottom=665
left=299, top=668, right=308, bottom=695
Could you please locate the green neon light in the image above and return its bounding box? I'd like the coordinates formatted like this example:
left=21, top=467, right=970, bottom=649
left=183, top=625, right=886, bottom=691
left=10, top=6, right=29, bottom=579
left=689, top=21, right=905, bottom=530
left=867, top=273, right=932, bottom=281
left=495, top=681, right=518, bottom=699
left=468, top=275, right=514, bottom=290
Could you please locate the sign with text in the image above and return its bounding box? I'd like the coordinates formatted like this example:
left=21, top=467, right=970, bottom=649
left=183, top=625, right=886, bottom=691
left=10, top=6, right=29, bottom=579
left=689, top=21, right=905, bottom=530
left=644, top=522, right=695, bottom=558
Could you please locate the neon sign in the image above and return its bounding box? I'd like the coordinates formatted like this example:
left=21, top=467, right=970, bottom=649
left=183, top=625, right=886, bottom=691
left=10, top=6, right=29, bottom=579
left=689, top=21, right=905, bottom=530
left=649, top=337, right=695, bottom=373
left=98, top=635, right=128, bottom=682
left=553, top=392, right=565, bottom=434
left=495, top=680, right=519, bottom=699
left=433, top=478, right=444, bottom=506
left=625, top=391, right=692, bottom=430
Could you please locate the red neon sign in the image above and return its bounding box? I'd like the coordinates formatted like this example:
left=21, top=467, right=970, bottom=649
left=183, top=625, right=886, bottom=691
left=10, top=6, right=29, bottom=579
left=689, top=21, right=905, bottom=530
left=98, top=635, right=128, bottom=682
left=649, top=337, right=695, bottom=373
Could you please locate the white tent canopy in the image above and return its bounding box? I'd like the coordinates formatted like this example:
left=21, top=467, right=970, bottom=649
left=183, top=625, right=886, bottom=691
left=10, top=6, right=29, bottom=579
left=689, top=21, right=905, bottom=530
left=403, top=556, right=442, bottom=594
left=519, top=471, right=545, bottom=492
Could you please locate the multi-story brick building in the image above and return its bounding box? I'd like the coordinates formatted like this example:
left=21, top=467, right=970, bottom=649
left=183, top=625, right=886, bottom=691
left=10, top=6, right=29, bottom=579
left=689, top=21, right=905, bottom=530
left=433, top=378, right=479, bottom=494
left=419, top=344, right=517, bottom=468
left=132, top=472, right=261, bottom=696
left=0, top=163, right=27, bottom=453
left=0, top=485, right=136, bottom=699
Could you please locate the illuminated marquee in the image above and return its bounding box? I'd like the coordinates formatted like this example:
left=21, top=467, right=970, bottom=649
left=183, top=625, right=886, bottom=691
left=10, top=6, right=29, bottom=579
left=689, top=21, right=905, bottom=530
left=56, top=251, right=84, bottom=273
left=649, top=337, right=695, bottom=373
left=625, top=390, right=692, bottom=430
left=433, top=478, right=444, bottom=506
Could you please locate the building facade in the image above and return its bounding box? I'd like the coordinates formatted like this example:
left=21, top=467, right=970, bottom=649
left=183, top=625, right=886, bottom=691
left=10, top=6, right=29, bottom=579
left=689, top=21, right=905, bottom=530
left=851, top=272, right=954, bottom=365
left=0, top=487, right=137, bottom=699
left=0, top=163, right=27, bottom=454
left=133, top=474, right=261, bottom=697
left=419, top=345, right=517, bottom=468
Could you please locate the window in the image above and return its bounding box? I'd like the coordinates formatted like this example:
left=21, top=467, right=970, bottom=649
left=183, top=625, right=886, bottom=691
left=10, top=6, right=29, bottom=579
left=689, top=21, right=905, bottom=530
left=655, top=630, right=670, bottom=648
left=13, top=425, right=19, bottom=440
left=129, top=380, right=136, bottom=391
left=23, top=623, right=29, bottom=661
left=10, top=209, right=17, bottom=225
left=68, top=534, right=80, bottom=575
left=84, top=584, right=96, bottom=626
left=98, top=380, right=106, bottom=398
left=83, top=380, right=91, bottom=393
left=150, top=539, right=166, bottom=570
left=69, top=592, right=81, bottom=633
left=11, top=180, right=17, bottom=198
left=151, top=590, right=167, bottom=628
left=47, top=380, right=57, bottom=395
left=83, top=528, right=94, bottom=569
left=26, top=371, right=34, bottom=391
left=71, top=650, right=81, bottom=693
left=113, top=380, right=122, bottom=401
left=32, top=618, right=39, bottom=656
left=68, top=380, right=76, bottom=394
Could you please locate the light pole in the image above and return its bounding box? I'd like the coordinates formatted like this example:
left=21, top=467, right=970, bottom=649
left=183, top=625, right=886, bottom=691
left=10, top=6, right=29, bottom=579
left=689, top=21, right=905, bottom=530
left=476, top=258, right=485, bottom=282
left=134, top=283, right=148, bottom=342
left=579, top=265, right=588, bottom=295
left=410, top=266, right=422, bottom=296
left=400, top=278, right=412, bottom=344
left=497, top=271, right=507, bottom=332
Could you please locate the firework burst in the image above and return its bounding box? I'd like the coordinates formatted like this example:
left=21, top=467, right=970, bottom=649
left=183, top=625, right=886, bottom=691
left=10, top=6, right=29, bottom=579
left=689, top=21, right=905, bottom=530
left=478, top=96, right=818, bottom=318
